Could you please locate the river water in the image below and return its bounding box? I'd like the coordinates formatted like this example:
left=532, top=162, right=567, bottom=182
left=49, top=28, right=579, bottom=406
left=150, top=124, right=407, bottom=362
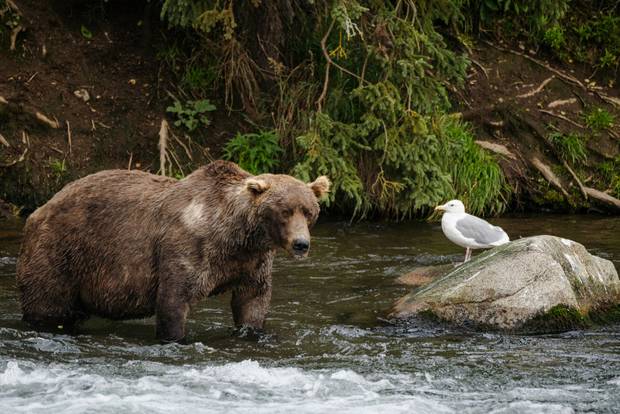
left=0, top=215, right=619, bottom=413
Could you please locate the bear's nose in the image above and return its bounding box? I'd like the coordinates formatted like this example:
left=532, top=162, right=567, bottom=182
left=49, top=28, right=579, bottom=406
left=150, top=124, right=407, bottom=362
left=292, top=238, right=310, bottom=253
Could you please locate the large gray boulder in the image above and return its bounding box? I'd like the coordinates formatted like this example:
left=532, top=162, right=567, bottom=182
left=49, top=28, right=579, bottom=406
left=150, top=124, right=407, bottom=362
left=391, top=235, right=620, bottom=332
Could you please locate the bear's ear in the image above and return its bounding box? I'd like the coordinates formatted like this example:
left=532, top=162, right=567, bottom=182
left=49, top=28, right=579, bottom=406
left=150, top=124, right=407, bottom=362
left=245, top=178, right=270, bottom=196
left=308, top=176, right=331, bottom=200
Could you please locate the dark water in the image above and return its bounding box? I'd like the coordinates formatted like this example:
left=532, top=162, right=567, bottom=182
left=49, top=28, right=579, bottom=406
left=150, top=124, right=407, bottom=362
left=0, top=216, right=619, bottom=413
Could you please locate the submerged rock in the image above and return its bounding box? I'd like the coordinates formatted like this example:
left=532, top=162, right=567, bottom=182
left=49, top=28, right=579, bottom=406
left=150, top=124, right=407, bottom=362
left=391, top=235, right=620, bottom=333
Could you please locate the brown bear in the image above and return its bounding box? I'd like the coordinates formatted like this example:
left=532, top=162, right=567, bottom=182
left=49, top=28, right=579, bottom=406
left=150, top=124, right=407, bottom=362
left=16, top=160, right=330, bottom=342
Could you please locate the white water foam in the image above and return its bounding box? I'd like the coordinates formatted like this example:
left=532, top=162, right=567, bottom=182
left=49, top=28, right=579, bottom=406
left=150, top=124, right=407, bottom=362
left=0, top=359, right=452, bottom=414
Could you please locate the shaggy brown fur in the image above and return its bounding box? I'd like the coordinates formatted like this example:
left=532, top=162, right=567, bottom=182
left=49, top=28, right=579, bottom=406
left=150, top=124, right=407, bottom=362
left=16, top=160, right=330, bottom=342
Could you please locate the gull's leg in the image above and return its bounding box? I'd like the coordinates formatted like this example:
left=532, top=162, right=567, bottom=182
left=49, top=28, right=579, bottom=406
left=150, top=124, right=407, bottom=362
left=465, top=248, right=472, bottom=262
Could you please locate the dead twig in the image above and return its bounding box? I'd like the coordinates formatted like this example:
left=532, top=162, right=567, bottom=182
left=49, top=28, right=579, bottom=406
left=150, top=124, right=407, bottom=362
left=0, top=147, right=27, bottom=167
left=9, top=24, right=23, bottom=51
left=95, top=121, right=111, bottom=129
left=316, top=19, right=335, bottom=112
left=171, top=131, right=193, bottom=161
left=35, top=112, right=60, bottom=129
left=516, top=76, right=554, bottom=98
left=49, top=145, right=64, bottom=155
left=127, top=152, right=133, bottom=170
left=66, top=121, right=72, bottom=154
left=0, top=134, right=9, bottom=147
left=26, top=72, right=38, bottom=84
left=0, top=96, right=7, bottom=105
left=470, top=58, right=489, bottom=79
left=158, top=119, right=169, bottom=176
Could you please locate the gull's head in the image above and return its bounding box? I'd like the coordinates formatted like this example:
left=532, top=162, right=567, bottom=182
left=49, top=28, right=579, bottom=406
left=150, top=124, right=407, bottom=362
left=434, top=199, right=466, bottom=214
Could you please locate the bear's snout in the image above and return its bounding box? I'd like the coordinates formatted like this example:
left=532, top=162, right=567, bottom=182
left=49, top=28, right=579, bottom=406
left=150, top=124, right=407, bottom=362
left=292, top=238, right=310, bottom=256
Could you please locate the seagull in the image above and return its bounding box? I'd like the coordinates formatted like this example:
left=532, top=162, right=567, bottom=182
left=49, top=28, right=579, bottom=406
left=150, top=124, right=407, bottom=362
left=434, top=199, right=509, bottom=262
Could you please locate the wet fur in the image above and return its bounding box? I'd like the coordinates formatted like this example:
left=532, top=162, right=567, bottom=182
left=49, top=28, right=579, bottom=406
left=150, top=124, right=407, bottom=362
left=16, top=160, right=328, bottom=341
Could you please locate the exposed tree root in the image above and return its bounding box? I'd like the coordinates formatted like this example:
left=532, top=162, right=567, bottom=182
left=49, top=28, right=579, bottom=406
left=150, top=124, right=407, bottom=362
left=583, top=187, right=620, bottom=209
left=562, top=160, right=588, bottom=200
left=531, top=157, right=569, bottom=198
left=517, top=76, right=554, bottom=98
left=474, top=140, right=516, bottom=159
left=539, top=109, right=586, bottom=130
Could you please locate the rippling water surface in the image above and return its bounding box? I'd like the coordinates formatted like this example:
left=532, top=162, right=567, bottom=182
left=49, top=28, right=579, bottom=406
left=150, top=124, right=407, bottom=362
left=1, top=215, right=619, bottom=413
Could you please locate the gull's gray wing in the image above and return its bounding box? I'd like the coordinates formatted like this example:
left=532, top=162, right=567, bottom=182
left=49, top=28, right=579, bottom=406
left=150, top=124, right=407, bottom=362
left=455, top=214, right=507, bottom=245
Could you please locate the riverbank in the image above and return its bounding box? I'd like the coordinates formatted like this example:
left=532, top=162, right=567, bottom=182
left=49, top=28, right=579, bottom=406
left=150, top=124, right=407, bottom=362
left=1, top=1, right=619, bottom=217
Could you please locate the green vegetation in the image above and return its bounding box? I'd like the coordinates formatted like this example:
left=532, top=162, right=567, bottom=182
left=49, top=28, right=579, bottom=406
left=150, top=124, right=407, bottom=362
left=145, top=1, right=619, bottom=218
left=522, top=304, right=590, bottom=333
left=584, top=107, right=615, bottom=131
left=166, top=99, right=216, bottom=132
left=80, top=24, right=93, bottom=40
left=548, top=132, right=587, bottom=165
left=597, top=156, right=620, bottom=198
left=476, top=1, right=619, bottom=74
left=223, top=131, right=283, bottom=175
left=158, top=0, right=510, bottom=219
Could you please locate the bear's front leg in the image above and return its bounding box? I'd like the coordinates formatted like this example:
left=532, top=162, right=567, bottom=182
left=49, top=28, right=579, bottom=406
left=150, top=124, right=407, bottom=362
left=230, top=282, right=272, bottom=330
left=156, top=282, right=190, bottom=343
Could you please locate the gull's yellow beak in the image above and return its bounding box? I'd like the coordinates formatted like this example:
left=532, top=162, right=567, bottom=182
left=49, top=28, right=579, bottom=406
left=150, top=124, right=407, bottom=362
left=434, top=205, right=445, bottom=211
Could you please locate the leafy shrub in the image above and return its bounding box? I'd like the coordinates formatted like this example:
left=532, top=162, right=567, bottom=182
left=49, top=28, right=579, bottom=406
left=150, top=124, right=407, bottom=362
left=543, top=25, right=565, bottom=51
left=222, top=131, right=283, bottom=175
left=584, top=107, right=615, bottom=131
left=548, top=132, right=587, bottom=165
left=160, top=0, right=510, bottom=218
left=166, top=99, right=216, bottom=131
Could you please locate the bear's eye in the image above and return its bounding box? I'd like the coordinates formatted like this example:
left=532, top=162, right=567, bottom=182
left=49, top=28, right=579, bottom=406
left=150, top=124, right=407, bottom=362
left=301, top=207, right=312, bottom=219
left=281, top=209, right=293, bottom=218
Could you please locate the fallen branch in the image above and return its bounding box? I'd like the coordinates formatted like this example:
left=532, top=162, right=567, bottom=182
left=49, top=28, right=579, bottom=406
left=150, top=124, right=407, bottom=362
left=516, top=75, right=554, bottom=98
left=0, top=134, right=9, bottom=147
left=583, top=187, right=620, bottom=209
left=0, top=96, right=7, bottom=105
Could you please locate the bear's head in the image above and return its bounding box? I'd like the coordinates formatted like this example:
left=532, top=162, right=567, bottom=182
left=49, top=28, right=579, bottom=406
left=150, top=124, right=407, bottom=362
left=244, top=173, right=330, bottom=258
